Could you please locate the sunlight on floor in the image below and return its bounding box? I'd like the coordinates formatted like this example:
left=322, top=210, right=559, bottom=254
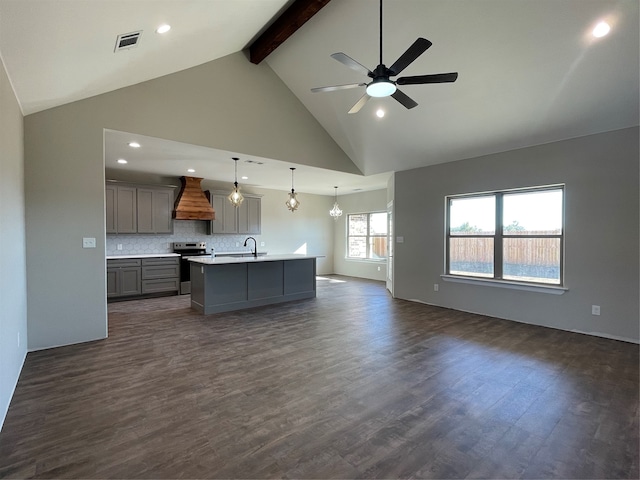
left=316, top=276, right=347, bottom=284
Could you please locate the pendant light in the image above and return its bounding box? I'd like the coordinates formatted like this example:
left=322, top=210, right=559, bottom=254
left=228, top=157, right=244, bottom=207
left=329, top=186, right=343, bottom=219
left=285, top=167, right=300, bottom=212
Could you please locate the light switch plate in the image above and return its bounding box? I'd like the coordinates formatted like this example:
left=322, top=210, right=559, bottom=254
left=396, top=236, right=404, bottom=243
left=82, top=237, right=96, bottom=248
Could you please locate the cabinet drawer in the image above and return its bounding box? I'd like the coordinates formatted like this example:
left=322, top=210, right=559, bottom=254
left=107, top=259, right=141, bottom=268
left=142, top=265, right=180, bottom=280
left=141, top=257, right=179, bottom=266
left=142, top=278, right=180, bottom=294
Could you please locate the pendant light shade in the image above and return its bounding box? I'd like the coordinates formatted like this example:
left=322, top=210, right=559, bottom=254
left=285, top=167, right=300, bottom=212
left=329, top=186, right=343, bottom=219
left=228, top=157, right=244, bottom=207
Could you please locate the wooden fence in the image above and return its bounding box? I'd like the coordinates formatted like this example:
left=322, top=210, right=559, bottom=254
left=450, top=235, right=560, bottom=267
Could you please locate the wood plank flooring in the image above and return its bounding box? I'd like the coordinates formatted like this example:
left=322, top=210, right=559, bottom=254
left=1, top=275, right=638, bottom=479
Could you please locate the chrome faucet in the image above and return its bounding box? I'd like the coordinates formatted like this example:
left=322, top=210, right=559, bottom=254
left=243, top=237, right=257, bottom=258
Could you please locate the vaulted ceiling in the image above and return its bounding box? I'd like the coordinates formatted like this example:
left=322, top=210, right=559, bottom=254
left=1, top=0, right=638, bottom=192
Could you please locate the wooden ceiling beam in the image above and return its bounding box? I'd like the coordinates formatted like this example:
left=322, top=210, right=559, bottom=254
left=249, top=0, right=332, bottom=64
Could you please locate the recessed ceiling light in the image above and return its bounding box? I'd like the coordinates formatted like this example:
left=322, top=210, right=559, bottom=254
left=187, top=168, right=195, bottom=173
left=156, top=24, right=171, bottom=34
left=128, top=142, right=140, bottom=148
left=592, top=21, right=610, bottom=37
left=117, top=159, right=128, bottom=164
left=376, top=109, right=385, bottom=118
left=241, top=176, right=249, bottom=180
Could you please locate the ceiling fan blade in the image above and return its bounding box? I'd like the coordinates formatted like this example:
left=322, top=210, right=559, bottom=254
left=348, top=93, right=371, bottom=114
left=311, top=83, right=366, bottom=93
left=331, top=53, right=373, bottom=77
left=388, top=38, right=432, bottom=76
left=391, top=89, right=418, bottom=109
left=396, top=72, right=459, bottom=85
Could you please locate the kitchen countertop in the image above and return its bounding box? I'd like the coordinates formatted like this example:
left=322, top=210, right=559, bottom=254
left=106, top=253, right=180, bottom=260
left=189, top=254, right=324, bottom=265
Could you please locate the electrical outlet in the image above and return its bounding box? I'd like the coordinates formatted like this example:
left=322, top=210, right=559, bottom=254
left=82, top=237, right=96, bottom=248
left=260, top=242, right=265, bottom=247
left=434, top=283, right=439, bottom=292
left=117, top=244, right=123, bottom=250
left=235, top=242, right=239, bottom=247
left=377, top=266, right=381, bottom=271
left=592, top=305, right=601, bottom=316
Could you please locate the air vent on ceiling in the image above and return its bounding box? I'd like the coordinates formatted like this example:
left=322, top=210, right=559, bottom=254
left=114, top=31, right=142, bottom=52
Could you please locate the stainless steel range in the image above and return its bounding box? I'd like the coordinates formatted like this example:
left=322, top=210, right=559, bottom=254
left=172, top=242, right=209, bottom=295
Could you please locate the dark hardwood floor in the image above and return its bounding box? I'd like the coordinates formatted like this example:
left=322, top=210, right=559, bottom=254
left=1, top=275, right=638, bottom=479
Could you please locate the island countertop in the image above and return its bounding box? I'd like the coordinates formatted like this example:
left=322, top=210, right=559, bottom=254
left=188, top=254, right=324, bottom=265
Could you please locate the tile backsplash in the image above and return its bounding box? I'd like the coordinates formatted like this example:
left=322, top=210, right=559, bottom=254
left=106, top=221, right=256, bottom=255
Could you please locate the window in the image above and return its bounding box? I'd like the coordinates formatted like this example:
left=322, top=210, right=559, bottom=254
left=348, top=212, right=388, bottom=260
left=446, top=186, right=564, bottom=285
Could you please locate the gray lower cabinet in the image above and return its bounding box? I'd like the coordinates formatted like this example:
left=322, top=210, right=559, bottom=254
left=108, top=257, right=179, bottom=299
left=107, top=259, right=142, bottom=298
left=208, top=191, right=261, bottom=234
left=141, top=257, right=180, bottom=294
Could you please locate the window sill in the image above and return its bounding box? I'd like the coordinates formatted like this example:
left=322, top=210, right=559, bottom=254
left=441, top=274, right=567, bottom=295
left=345, top=258, right=387, bottom=263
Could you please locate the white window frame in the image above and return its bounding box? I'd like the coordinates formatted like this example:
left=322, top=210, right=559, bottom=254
left=445, top=185, right=565, bottom=288
left=346, top=212, right=388, bottom=261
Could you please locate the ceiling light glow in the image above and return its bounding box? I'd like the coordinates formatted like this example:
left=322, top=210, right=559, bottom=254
left=117, top=159, right=128, bottom=164
left=592, top=21, right=610, bottom=37
left=128, top=142, right=140, bottom=148
left=376, top=109, right=385, bottom=118
left=187, top=168, right=195, bottom=173
left=241, top=176, right=248, bottom=180
left=366, top=80, right=396, bottom=98
left=156, top=24, right=171, bottom=34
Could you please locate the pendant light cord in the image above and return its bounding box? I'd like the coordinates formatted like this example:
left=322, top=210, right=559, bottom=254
left=379, top=0, right=383, bottom=65
left=233, top=157, right=239, bottom=188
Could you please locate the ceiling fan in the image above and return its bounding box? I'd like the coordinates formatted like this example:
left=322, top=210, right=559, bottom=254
left=311, top=0, right=458, bottom=114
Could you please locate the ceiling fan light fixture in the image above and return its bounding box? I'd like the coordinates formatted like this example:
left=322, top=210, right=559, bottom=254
left=366, top=79, right=396, bottom=97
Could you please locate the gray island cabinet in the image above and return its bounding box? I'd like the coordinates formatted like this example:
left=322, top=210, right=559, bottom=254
left=189, top=255, right=322, bottom=314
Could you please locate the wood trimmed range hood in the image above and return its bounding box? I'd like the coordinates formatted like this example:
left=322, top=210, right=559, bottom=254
left=173, top=176, right=215, bottom=221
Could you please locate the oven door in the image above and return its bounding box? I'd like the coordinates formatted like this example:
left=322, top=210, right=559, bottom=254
left=178, top=252, right=208, bottom=294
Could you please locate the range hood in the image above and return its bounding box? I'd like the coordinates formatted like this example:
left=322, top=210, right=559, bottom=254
left=173, top=176, right=215, bottom=221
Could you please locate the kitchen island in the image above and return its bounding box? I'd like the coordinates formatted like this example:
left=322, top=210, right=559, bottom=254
left=189, top=254, right=323, bottom=314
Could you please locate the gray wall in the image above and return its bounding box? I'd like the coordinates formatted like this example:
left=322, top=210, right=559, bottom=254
left=333, top=189, right=388, bottom=281
left=105, top=171, right=336, bottom=275
left=394, top=127, right=639, bottom=342
left=24, top=52, right=356, bottom=350
left=0, top=55, right=27, bottom=430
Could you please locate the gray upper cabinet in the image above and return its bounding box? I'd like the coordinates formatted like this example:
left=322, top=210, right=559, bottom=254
left=210, top=193, right=238, bottom=234
left=209, top=191, right=261, bottom=235
left=106, top=184, right=137, bottom=234
left=137, top=187, right=174, bottom=234
left=106, top=183, right=174, bottom=234
left=238, top=196, right=261, bottom=234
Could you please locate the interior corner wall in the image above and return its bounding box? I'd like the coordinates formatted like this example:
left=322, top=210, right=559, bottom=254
left=24, top=51, right=357, bottom=350
left=394, top=127, right=640, bottom=343
left=0, top=54, right=27, bottom=430
left=333, top=189, right=388, bottom=281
